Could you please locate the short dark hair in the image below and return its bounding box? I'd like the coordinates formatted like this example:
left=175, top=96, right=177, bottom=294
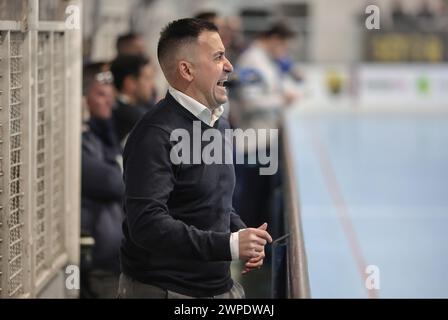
left=260, top=22, right=295, bottom=39
left=110, top=54, right=150, bottom=91
left=157, top=18, right=218, bottom=74
left=116, top=32, right=142, bottom=54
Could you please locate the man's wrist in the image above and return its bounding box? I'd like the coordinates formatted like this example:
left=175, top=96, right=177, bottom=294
left=230, top=229, right=245, bottom=261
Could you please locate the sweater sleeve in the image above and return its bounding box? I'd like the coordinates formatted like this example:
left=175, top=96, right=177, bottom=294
left=229, top=207, right=246, bottom=232
left=123, top=125, right=231, bottom=261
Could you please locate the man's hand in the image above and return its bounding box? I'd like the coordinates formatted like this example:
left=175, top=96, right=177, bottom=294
left=238, top=223, right=272, bottom=261
left=241, top=248, right=265, bottom=275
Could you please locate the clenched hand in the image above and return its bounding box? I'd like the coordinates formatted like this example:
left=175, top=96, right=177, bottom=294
left=239, top=223, right=272, bottom=274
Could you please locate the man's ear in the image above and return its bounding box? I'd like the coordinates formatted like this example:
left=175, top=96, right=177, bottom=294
left=178, top=60, right=194, bottom=82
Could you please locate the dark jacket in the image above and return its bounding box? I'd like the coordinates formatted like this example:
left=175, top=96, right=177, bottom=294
left=120, top=92, right=246, bottom=297
left=81, top=118, right=124, bottom=273
left=112, top=98, right=147, bottom=143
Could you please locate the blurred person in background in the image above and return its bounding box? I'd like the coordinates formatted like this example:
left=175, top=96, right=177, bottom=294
left=116, top=32, right=147, bottom=56
left=232, top=22, right=298, bottom=240
left=81, top=62, right=124, bottom=298
left=236, top=22, right=298, bottom=120
left=110, top=54, right=156, bottom=144
left=115, top=32, right=159, bottom=107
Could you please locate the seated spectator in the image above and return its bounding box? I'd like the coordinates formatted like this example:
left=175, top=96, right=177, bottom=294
left=110, top=54, right=156, bottom=144
left=81, top=62, right=124, bottom=298
left=233, top=22, right=297, bottom=239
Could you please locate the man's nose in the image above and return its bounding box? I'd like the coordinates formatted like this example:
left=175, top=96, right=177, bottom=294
left=224, top=57, right=233, bottom=74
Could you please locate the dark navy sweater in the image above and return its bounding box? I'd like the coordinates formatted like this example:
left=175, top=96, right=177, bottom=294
left=120, top=92, right=246, bottom=297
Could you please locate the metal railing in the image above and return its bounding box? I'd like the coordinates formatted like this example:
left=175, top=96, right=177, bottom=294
left=279, top=120, right=311, bottom=298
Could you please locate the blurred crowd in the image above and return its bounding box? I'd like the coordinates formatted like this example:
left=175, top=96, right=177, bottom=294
left=389, top=0, right=448, bottom=31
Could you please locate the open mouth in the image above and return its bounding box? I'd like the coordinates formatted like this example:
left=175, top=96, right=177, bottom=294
left=217, top=80, right=228, bottom=87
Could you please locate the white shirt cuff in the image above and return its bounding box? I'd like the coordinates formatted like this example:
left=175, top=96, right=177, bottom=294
left=230, top=229, right=245, bottom=261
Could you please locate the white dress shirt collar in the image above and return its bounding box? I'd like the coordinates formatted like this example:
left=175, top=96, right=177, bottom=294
left=168, top=86, right=224, bottom=127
